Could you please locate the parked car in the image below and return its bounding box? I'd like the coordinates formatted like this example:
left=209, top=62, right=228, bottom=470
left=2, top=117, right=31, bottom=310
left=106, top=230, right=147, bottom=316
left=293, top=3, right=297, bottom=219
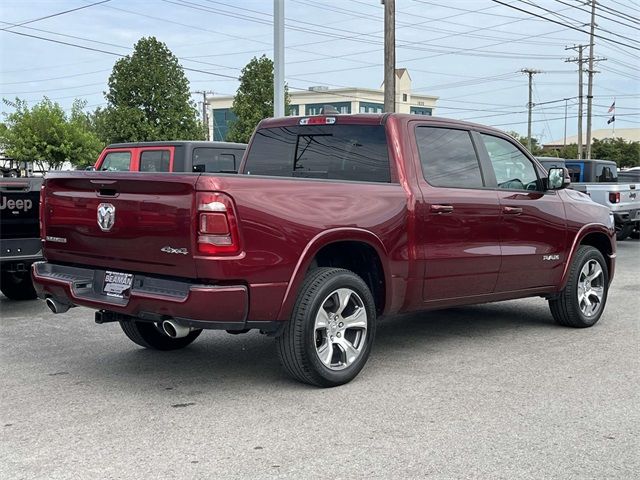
left=563, top=159, right=639, bottom=240
left=535, top=157, right=566, bottom=172
left=32, top=114, right=615, bottom=387
left=0, top=177, right=42, bottom=299
left=564, top=158, right=618, bottom=183
left=94, top=141, right=247, bottom=173
left=536, top=158, right=640, bottom=240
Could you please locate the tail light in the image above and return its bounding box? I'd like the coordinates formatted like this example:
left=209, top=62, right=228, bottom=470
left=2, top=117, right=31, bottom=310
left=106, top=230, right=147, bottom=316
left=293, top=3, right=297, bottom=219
left=196, top=192, right=240, bottom=255
left=39, top=184, right=46, bottom=240
left=609, top=192, right=620, bottom=204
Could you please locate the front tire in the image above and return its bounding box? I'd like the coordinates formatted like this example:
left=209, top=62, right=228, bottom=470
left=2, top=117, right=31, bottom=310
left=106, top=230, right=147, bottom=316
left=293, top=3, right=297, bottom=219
left=276, top=268, right=377, bottom=387
left=0, top=268, right=38, bottom=300
left=120, top=319, right=202, bottom=350
left=549, top=246, right=609, bottom=328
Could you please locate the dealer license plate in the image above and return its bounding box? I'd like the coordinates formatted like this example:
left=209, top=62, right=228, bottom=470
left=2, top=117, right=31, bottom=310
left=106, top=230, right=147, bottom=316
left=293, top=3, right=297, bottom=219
left=102, top=271, right=133, bottom=298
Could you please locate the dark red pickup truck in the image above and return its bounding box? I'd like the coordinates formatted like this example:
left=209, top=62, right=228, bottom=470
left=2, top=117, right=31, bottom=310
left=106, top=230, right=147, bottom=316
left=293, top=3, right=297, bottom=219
left=33, top=114, right=615, bottom=387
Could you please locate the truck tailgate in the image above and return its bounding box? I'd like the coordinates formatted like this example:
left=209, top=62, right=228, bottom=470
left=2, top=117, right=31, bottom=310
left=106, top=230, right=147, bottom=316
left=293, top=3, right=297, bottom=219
left=1, top=178, right=42, bottom=239
left=43, top=172, right=199, bottom=278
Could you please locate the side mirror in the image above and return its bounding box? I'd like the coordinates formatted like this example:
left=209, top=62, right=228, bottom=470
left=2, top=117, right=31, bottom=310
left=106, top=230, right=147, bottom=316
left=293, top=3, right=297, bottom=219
left=548, top=167, right=570, bottom=190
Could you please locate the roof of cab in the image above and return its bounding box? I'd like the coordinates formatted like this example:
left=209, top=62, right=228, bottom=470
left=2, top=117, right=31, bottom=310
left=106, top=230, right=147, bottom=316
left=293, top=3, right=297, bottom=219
left=256, top=113, right=507, bottom=136
left=106, top=141, right=247, bottom=149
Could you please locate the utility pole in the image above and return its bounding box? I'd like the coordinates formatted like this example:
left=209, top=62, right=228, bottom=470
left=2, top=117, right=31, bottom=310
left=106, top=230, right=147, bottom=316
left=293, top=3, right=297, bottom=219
left=193, top=90, right=214, bottom=141
left=521, top=68, right=541, bottom=152
left=585, top=0, right=596, bottom=159
left=564, top=98, right=568, bottom=148
left=273, top=0, right=285, bottom=118
left=382, top=0, right=395, bottom=112
left=566, top=45, right=586, bottom=159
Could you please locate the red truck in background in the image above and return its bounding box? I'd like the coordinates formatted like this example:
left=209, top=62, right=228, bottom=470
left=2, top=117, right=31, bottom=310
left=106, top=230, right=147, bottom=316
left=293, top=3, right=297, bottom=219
left=33, top=114, right=615, bottom=387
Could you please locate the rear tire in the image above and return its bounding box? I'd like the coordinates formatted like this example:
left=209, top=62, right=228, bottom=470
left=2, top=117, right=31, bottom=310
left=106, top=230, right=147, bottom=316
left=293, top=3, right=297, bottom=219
left=276, top=268, right=376, bottom=387
left=0, top=268, right=38, bottom=301
left=549, top=245, right=609, bottom=328
left=616, top=224, right=632, bottom=241
left=120, top=320, right=202, bottom=350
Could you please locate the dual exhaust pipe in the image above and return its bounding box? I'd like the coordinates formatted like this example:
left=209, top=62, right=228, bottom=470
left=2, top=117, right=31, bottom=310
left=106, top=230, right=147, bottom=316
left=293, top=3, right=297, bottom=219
left=46, top=297, right=191, bottom=339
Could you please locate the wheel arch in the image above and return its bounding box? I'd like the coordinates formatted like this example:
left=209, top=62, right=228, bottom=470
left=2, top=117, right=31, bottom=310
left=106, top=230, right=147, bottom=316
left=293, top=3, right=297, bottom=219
left=276, top=229, right=392, bottom=321
left=560, top=224, right=615, bottom=290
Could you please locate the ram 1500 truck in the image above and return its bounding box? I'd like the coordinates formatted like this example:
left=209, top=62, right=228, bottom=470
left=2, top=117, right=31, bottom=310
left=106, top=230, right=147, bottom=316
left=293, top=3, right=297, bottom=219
left=1, top=177, right=43, bottom=300
left=32, top=114, right=616, bottom=387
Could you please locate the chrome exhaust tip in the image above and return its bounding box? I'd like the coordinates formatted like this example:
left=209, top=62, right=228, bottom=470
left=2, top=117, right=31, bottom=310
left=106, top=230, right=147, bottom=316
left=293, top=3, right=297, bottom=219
left=45, top=297, right=71, bottom=314
left=162, top=320, right=192, bottom=338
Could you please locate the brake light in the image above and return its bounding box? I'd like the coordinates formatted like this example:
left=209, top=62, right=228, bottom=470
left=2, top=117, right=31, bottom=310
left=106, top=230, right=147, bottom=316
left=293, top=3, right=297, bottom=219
left=299, top=116, right=336, bottom=125
left=196, top=192, right=240, bottom=255
left=609, top=192, right=620, bottom=204
left=39, top=184, right=46, bottom=240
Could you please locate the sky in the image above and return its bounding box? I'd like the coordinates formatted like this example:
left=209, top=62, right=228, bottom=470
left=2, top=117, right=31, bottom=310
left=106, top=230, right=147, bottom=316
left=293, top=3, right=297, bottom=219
left=1, top=0, right=638, bottom=144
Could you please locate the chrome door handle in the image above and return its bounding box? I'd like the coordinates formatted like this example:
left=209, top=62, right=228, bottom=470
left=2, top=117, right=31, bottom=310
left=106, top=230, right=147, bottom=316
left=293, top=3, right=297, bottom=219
left=503, top=206, right=523, bottom=215
left=430, top=204, right=454, bottom=214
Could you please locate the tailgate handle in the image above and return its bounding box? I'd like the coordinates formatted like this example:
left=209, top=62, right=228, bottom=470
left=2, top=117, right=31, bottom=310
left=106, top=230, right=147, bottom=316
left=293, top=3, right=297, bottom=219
left=430, top=204, right=454, bottom=214
left=90, top=180, right=117, bottom=185
left=503, top=206, right=523, bottom=215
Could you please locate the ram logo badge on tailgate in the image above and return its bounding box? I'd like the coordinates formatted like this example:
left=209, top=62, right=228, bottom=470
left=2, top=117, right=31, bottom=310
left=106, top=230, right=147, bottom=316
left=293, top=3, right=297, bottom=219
left=97, top=203, right=115, bottom=231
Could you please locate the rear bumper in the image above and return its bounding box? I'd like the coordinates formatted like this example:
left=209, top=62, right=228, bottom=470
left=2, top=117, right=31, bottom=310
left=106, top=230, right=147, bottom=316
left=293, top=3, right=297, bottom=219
left=0, top=237, right=42, bottom=264
left=32, top=262, right=249, bottom=327
left=613, top=210, right=639, bottom=225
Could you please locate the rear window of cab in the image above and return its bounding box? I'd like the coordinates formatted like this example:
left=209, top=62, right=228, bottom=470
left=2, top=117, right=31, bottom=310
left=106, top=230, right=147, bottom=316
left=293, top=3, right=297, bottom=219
left=244, top=125, right=391, bottom=183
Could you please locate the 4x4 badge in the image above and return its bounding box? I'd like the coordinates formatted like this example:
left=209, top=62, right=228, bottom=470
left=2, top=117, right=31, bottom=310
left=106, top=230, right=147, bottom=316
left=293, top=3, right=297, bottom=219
left=97, top=203, right=115, bottom=231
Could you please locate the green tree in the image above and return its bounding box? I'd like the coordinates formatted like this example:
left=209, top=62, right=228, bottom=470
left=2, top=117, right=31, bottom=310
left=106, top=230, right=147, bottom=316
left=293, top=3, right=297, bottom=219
left=0, top=98, right=103, bottom=171
left=227, top=55, right=290, bottom=143
left=507, top=131, right=543, bottom=156
left=100, top=36, right=203, bottom=143
left=592, top=137, right=640, bottom=168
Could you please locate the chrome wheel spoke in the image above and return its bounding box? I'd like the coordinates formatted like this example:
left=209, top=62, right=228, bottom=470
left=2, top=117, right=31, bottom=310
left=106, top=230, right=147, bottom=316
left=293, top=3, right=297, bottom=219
left=336, top=337, right=359, bottom=366
left=315, top=308, right=331, bottom=329
left=587, top=263, right=603, bottom=283
left=591, top=285, right=604, bottom=301
left=317, top=341, right=333, bottom=367
left=334, top=288, right=353, bottom=316
left=342, top=306, right=367, bottom=330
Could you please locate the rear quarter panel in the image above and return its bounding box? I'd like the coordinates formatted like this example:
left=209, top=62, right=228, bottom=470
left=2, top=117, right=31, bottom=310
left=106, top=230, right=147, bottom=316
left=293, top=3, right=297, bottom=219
left=194, top=174, right=410, bottom=320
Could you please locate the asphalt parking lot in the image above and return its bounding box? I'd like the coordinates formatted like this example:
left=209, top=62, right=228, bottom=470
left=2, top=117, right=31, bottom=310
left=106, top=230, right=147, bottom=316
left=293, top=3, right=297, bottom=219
left=1, top=240, right=638, bottom=480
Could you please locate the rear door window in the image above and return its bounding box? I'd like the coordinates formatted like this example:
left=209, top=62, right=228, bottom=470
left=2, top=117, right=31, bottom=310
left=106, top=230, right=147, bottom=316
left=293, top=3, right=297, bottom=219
left=416, top=127, right=483, bottom=188
left=244, top=125, right=391, bottom=183
left=100, top=151, right=131, bottom=171
left=140, top=150, right=171, bottom=172
left=192, top=148, right=237, bottom=172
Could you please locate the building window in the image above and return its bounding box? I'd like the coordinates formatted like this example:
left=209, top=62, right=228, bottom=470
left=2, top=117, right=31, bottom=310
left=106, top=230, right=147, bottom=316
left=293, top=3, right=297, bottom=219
left=359, top=102, right=384, bottom=114
left=402, top=93, right=408, bottom=102
left=288, top=104, right=299, bottom=116
left=410, top=107, right=432, bottom=116
left=305, top=102, right=350, bottom=115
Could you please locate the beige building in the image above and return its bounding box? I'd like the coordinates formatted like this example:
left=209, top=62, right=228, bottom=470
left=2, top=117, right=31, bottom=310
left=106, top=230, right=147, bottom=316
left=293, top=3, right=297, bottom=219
left=207, top=69, right=438, bottom=141
left=543, top=128, right=640, bottom=151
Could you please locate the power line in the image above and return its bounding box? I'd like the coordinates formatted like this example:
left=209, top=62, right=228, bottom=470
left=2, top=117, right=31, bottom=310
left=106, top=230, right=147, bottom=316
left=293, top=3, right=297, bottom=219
left=490, top=0, right=640, bottom=50
left=0, top=0, right=112, bottom=31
